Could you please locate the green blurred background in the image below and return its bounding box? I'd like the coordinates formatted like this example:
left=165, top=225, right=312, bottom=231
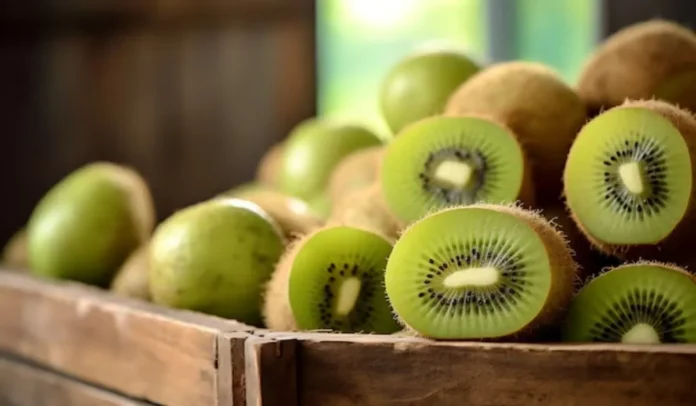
left=317, top=0, right=601, bottom=138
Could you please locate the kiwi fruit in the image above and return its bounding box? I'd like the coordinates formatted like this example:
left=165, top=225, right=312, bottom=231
left=149, top=198, right=284, bottom=325
left=110, top=244, right=151, bottom=301
left=380, top=115, right=534, bottom=225
left=277, top=118, right=382, bottom=201
left=379, top=49, right=481, bottom=134
left=27, top=162, right=155, bottom=287
left=220, top=182, right=272, bottom=199
left=2, top=227, right=29, bottom=270
left=305, top=192, right=332, bottom=220
left=327, top=184, right=402, bottom=240
left=328, top=146, right=384, bottom=204
left=563, top=99, right=696, bottom=261
left=255, top=142, right=284, bottom=187
left=563, top=261, right=696, bottom=344
left=384, top=203, right=577, bottom=340
left=444, top=61, right=587, bottom=204
left=577, top=20, right=696, bottom=115
left=262, top=244, right=300, bottom=331
left=264, top=225, right=400, bottom=333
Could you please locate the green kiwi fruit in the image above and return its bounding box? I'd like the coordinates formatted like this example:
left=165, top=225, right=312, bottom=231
left=563, top=261, right=696, bottom=344
left=149, top=198, right=284, bottom=325
left=255, top=142, right=284, bottom=187
left=379, top=49, right=481, bottom=135
left=221, top=182, right=272, bottom=199
left=563, top=99, right=696, bottom=261
left=380, top=115, right=534, bottom=225
left=110, top=244, right=151, bottom=301
left=264, top=226, right=400, bottom=333
left=305, top=192, right=332, bottom=220
left=384, top=203, right=577, bottom=340
left=328, top=146, right=384, bottom=204
left=27, top=162, right=155, bottom=286
left=2, top=227, right=29, bottom=270
left=444, top=61, right=587, bottom=204
left=278, top=118, right=382, bottom=200
left=327, top=184, right=402, bottom=240
left=577, top=20, right=696, bottom=114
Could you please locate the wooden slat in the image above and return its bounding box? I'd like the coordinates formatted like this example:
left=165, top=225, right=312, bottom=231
left=0, top=356, right=146, bottom=406
left=244, top=336, right=298, bottom=406
left=0, top=270, right=253, bottom=406
left=261, top=332, right=696, bottom=406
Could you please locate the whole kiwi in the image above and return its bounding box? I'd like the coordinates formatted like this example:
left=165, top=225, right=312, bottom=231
left=328, top=146, right=384, bottom=205
left=27, top=162, right=155, bottom=286
left=2, top=227, right=29, bottom=270
left=110, top=244, right=151, bottom=301
left=327, top=184, right=402, bottom=241
left=255, top=142, right=284, bottom=187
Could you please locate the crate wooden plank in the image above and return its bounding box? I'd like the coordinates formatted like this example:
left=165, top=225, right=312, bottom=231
left=256, top=332, right=696, bottom=406
left=0, top=270, right=253, bottom=406
left=0, top=356, right=146, bottom=406
left=244, top=336, right=298, bottom=406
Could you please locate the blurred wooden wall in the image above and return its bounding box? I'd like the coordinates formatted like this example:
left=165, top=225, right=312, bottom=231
left=0, top=1, right=317, bottom=242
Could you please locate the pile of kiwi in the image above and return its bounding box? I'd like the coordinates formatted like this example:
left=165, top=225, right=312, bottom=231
left=5, top=18, right=696, bottom=346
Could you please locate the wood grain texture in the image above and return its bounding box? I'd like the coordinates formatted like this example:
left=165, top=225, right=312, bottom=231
left=263, top=332, right=696, bottom=406
left=0, top=270, right=253, bottom=406
left=0, top=356, right=146, bottom=406
left=244, top=336, right=298, bottom=406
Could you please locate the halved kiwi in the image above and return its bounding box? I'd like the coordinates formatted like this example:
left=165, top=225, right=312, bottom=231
left=264, top=226, right=400, bottom=333
left=563, top=99, right=696, bottom=260
left=445, top=61, right=587, bottom=204
left=385, top=204, right=577, bottom=340
left=328, top=146, right=384, bottom=204
left=577, top=19, right=696, bottom=114
left=380, top=116, right=534, bottom=225
left=563, top=262, right=696, bottom=344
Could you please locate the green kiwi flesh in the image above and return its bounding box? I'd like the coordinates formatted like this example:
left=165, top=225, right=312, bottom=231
left=564, top=106, right=692, bottom=248
left=288, top=226, right=400, bottom=333
left=563, top=262, right=696, bottom=343
left=380, top=116, right=531, bottom=224
left=385, top=204, right=576, bottom=340
left=149, top=198, right=284, bottom=326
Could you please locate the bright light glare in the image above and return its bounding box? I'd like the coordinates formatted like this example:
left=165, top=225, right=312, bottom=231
left=340, top=0, right=421, bottom=30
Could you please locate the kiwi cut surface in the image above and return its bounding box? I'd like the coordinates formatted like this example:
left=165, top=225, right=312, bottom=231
left=329, top=146, right=384, bottom=204
left=577, top=20, right=696, bottom=114
left=385, top=204, right=577, bottom=340
left=563, top=101, right=695, bottom=258
left=444, top=61, right=586, bottom=204
left=563, top=262, right=696, bottom=344
left=285, top=226, right=400, bottom=333
left=380, top=116, right=533, bottom=224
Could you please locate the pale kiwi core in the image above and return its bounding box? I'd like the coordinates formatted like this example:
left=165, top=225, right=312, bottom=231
left=443, top=266, right=500, bottom=288
left=336, top=277, right=362, bottom=316
left=618, top=162, right=647, bottom=195
left=622, top=323, right=661, bottom=344
left=433, top=160, right=475, bottom=190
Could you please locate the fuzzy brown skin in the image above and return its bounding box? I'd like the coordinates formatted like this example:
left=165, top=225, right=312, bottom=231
left=577, top=20, right=696, bottom=114
left=567, top=99, right=696, bottom=263
left=395, top=203, right=578, bottom=342
left=110, top=244, right=151, bottom=301
left=328, top=146, right=384, bottom=204
left=444, top=62, right=587, bottom=206
left=2, top=228, right=28, bottom=270
left=255, top=143, right=284, bottom=187
left=261, top=237, right=303, bottom=331
left=327, top=183, right=403, bottom=241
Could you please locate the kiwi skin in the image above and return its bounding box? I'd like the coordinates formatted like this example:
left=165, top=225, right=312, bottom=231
left=327, top=184, right=402, bottom=241
left=328, top=146, right=384, bottom=205
left=577, top=19, right=696, bottom=114
left=255, top=143, right=284, bottom=187
left=394, top=203, right=578, bottom=341
left=262, top=238, right=302, bottom=331
left=444, top=62, right=587, bottom=205
left=566, top=99, right=696, bottom=263
left=110, top=244, right=151, bottom=301
left=2, top=227, right=29, bottom=270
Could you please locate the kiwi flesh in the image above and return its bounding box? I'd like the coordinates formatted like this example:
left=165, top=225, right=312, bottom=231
left=255, top=142, right=284, bottom=187
left=110, top=244, right=151, bottom=301
left=328, top=146, right=384, bottom=204
left=278, top=118, right=383, bottom=201
left=27, top=162, right=155, bottom=287
left=563, top=99, right=696, bottom=261
left=384, top=203, right=577, bottom=340
left=2, top=227, right=29, bottom=270
left=265, top=226, right=400, bottom=333
left=380, top=115, right=534, bottom=225
left=445, top=61, right=587, bottom=205
left=577, top=19, right=696, bottom=114
left=149, top=198, right=285, bottom=326
left=563, top=261, right=696, bottom=344
left=327, top=184, right=402, bottom=241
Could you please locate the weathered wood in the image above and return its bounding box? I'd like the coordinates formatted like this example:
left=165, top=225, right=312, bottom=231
left=0, top=356, right=146, bottom=406
left=263, top=332, right=696, bottom=406
left=0, top=270, right=253, bottom=406
left=244, top=336, right=298, bottom=406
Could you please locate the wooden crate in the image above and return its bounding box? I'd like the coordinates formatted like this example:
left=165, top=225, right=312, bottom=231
left=0, top=270, right=254, bottom=405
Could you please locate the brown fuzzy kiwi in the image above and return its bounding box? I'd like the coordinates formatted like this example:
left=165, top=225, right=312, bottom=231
left=444, top=61, right=587, bottom=205
left=328, top=146, right=384, bottom=204
left=326, top=183, right=402, bottom=241
left=568, top=98, right=696, bottom=262
left=262, top=240, right=301, bottom=331
left=2, top=227, right=28, bottom=270
left=577, top=20, right=696, bottom=114
left=255, top=143, right=284, bottom=187
left=110, top=244, right=151, bottom=301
